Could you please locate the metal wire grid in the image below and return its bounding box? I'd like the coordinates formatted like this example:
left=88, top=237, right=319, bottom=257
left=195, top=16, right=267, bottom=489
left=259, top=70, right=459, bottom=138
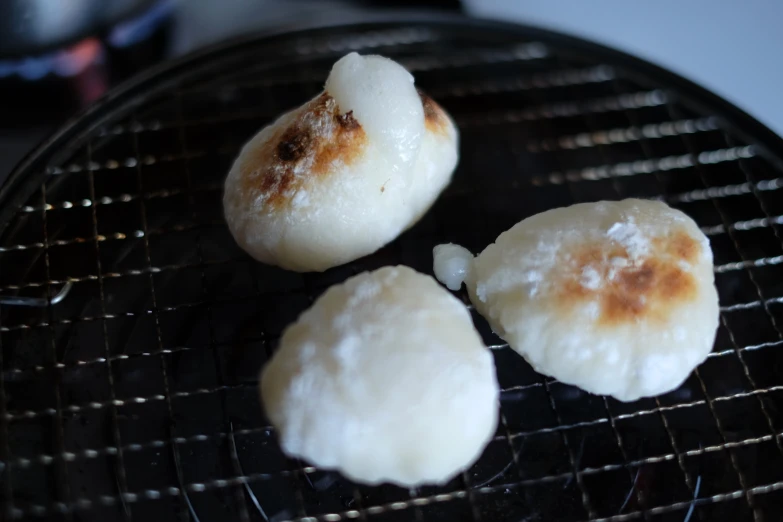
left=1, top=22, right=783, bottom=522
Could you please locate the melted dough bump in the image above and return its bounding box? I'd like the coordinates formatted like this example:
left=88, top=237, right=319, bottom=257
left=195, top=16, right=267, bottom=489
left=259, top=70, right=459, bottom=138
left=224, top=53, right=458, bottom=272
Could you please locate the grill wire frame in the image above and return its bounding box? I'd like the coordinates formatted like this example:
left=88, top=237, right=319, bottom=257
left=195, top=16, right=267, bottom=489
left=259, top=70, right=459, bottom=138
left=1, top=15, right=783, bottom=522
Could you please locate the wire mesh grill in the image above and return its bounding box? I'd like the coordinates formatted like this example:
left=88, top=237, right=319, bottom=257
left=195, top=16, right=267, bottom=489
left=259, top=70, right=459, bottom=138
left=2, top=19, right=783, bottom=522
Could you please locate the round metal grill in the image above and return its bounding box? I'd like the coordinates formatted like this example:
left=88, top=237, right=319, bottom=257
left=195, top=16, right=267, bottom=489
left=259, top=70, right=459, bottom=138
left=2, top=16, right=783, bottom=522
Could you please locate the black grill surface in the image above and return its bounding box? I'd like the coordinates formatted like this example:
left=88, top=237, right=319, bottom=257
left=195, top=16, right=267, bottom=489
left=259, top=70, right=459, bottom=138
left=2, top=17, right=783, bottom=522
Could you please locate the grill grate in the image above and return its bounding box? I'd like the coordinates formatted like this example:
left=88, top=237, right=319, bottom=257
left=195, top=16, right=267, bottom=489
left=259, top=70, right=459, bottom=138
left=2, top=18, right=783, bottom=521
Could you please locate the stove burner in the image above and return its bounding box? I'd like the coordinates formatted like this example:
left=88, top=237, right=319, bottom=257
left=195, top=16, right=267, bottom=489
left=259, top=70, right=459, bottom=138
left=0, top=0, right=171, bottom=82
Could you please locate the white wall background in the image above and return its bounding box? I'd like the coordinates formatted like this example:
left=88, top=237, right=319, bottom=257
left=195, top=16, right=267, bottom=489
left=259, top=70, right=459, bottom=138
left=464, top=0, right=783, bottom=136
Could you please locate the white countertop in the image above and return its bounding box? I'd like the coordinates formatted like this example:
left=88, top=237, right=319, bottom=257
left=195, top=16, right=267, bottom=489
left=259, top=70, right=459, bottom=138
left=464, top=0, right=783, bottom=137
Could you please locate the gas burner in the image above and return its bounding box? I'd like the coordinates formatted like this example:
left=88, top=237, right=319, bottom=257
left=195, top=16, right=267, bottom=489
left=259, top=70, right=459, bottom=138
left=0, top=0, right=172, bottom=83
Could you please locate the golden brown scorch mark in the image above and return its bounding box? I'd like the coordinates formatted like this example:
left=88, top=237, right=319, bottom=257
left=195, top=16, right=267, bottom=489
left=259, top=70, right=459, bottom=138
left=240, top=93, right=367, bottom=209
left=418, top=90, right=450, bottom=136
left=556, top=230, right=700, bottom=327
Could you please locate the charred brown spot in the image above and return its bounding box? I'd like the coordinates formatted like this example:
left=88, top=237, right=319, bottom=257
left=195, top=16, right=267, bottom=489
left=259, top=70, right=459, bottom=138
left=418, top=89, right=449, bottom=136
left=240, top=93, right=367, bottom=209
left=336, top=110, right=360, bottom=130
left=556, top=230, right=701, bottom=327
left=258, top=169, right=295, bottom=199
left=668, top=231, right=699, bottom=263
left=618, top=265, right=655, bottom=293
left=277, top=127, right=313, bottom=161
